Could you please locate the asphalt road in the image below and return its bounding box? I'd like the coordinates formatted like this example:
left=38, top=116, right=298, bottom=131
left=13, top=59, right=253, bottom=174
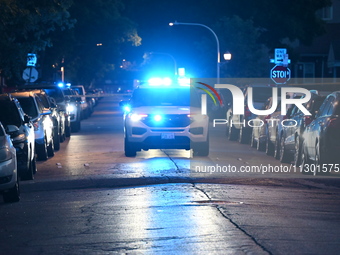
left=1, top=96, right=340, bottom=255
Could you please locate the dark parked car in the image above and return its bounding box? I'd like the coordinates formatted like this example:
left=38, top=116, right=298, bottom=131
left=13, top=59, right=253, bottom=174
left=19, top=84, right=71, bottom=138
left=11, top=91, right=55, bottom=161
left=301, top=91, right=340, bottom=171
left=279, top=91, right=328, bottom=165
left=0, top=94, right=36, bottom=180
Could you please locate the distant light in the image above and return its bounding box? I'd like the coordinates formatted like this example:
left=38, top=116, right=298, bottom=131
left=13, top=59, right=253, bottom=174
left=178, top=68, right=185, bottom=77
left=154, top=114, right=162, bottom=122
left=163, top=77, right=172, bottom=86
left=96, top=43, right=103, bottom=46
left=66, top=105, right=75, bottom=113
left=57, top=82, right=64, bottom=88
left=123, top=105, right=131, bottom=113
left=169, top=22, right=174, bottom=26
left=66, top=83, right=71, bottom=87
left=148, top=77, right=173, bottom=86
left=224, top=52, right=232, bottom=61
left=148, top=78, right=163, bottom=86
left=178, top=77, right=190, bottom=86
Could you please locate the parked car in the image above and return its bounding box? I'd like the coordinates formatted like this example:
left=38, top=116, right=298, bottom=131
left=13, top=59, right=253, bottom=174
left=301, top=91, right=340, bottom=171
left=250, top=97, right=277, bottom=151
left=70, top=85, right=90, bottom=119
left=0, top=121, right=20, bottom=203
left=23, top=89, right=66, bottom=151
left=279, top=91, right=328, bottom=165
left=63, top=88, right=82, bottom=132
left=19, top=84, right=71, bottom=138
left=0, top=94, right=36, bottom=180
left=11, top=91, right=55, bottom=161
left=226, top=85, right=274, bottom=144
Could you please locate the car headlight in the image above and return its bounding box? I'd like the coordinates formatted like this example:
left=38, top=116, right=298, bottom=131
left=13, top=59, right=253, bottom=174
left=67, top=104, right=75, bottom=113
left=129, top=113, right=148, bottom=122
left=0, top=146, right=12, bottom=162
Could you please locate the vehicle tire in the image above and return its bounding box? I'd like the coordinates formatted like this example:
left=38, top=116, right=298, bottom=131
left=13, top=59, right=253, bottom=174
left=228, top=119, right=238, bottom=141
left=274, top=132, right=281, bottom=159
left=47, top=138, right=55, bottom=157
left=239, top=127, right=250, bottom=144
left=60, top=126, right=66, bottom=143
left=266, top=133, right=274, bottom=156
left=124, top=137, right=137, bottom=157
left=65, top=124, right=71, bottom=137
left=250, top=130, right=257, bottom=148
left=300, top=145, right=313, bottom=175
left=3, top=175, right=20, bottom=203
left=193, top=137, right=210, bottom=157
left=53, top=132, right=60, bottom=151
left=293, top=135, right=301, bottom=166
left=21, top=154, right=35, bottom=181
left=36, top=142, right=48, bottom=161
left=279, top=135, right=291, bottom=163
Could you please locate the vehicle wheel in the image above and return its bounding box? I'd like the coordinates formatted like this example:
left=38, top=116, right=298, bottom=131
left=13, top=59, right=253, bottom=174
left=47, top=138, right=55, bottom=157
left=274, top=132, right=280, bottom=159
left=265, top=133, right=274, bottom=156
left=228, top=119, right=238, bottom=141
left=293, top=135, right=301, bottom=166
left=193, top=137, right=210, bottom=157
left=3, top=175, right=20, bottom=203
left=315, top=143, right=328, bottom=175
left=239, top=127, right=250, bottom=144
left=53, top=132, right=60, bottom=151
left=279, top=135, right=291, bottom=163
left=31, top=155, right=37, bottom=174
left=36, top=142, right=48, bottom=161
left=65, top=124, right=71, bottom=137
left=250, top=130, right=256, bottom=148
left=300, top=145, right=313, bottom=175
left=60, top=126, right=66, bottom=143
left=124, top=137, right=137, bottom=157
left=21, top=154, right=35, bottom=181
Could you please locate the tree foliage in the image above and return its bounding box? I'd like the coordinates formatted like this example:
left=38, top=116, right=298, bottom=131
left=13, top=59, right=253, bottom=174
left=0, top=0, right=74, bottom=83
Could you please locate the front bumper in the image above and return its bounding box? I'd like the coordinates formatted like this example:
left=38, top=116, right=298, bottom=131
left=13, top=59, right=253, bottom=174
left=0, top=157, right=17, bottom=192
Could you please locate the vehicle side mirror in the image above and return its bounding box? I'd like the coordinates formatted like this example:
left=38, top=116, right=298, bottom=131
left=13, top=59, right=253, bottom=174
left=24, top=114, right=31, bottom=124
left=6, top=125, right=19, bottom=134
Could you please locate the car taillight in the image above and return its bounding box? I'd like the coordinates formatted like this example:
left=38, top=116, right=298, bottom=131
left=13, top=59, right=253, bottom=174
left=304, top=116, right=313, bottom=126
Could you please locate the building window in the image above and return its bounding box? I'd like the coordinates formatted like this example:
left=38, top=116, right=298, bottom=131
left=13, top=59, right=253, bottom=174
left=320, top=6, right=333, bottom=20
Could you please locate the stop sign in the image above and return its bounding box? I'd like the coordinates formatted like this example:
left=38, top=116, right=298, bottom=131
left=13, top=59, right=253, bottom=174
left=270, top=65, right=291, bottom=84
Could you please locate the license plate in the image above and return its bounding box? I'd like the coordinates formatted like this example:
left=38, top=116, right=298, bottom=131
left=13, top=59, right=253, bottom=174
left=161, top=133, right=175, bottom=139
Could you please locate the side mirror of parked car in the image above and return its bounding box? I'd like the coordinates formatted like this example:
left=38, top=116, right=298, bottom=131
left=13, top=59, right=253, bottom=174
left=24, top=114, right=31, bottom=124
left=6, top=125, right=19, bottom=134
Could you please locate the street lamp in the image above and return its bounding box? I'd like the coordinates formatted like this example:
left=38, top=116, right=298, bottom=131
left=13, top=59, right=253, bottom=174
left=169, top=21, right=220, bottom=83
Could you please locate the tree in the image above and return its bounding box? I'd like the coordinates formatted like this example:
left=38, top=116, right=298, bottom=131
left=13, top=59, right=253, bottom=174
left=0, top=0, right=74, bottom=85
left=42, top=0, right=141, bottom=86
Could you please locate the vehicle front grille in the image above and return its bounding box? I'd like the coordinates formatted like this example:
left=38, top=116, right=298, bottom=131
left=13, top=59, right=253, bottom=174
left=142, top=114, right=190, bottom=128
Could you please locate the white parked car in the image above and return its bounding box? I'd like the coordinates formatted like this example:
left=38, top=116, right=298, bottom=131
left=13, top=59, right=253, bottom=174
left=0, top=122, right=20, bottom=203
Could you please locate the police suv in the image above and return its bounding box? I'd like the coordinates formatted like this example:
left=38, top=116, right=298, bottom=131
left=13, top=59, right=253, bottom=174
left=121, top=78, right=209, bottom=157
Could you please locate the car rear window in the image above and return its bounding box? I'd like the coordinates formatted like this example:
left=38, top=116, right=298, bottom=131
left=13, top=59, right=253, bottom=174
left=0, top=101, right=22, bottom=127
left=16, top=97, right=38, bottom=119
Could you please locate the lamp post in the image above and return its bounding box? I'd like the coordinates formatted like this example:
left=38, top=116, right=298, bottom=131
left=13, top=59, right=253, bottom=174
left=169, top=21, right=220, bottom=83
left=149, top=52, right=178, bottom=76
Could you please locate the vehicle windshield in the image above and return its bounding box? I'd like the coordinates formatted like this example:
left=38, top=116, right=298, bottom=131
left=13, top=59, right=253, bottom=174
left=249, top=87, right=275, bottom=103
left=44, top=88, right=64, bottom=103
left=131, top=88, right=200, bottom=107
left=0, top=101, right=22, bottom=127
left=16, top=97, right=38, bottom=119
